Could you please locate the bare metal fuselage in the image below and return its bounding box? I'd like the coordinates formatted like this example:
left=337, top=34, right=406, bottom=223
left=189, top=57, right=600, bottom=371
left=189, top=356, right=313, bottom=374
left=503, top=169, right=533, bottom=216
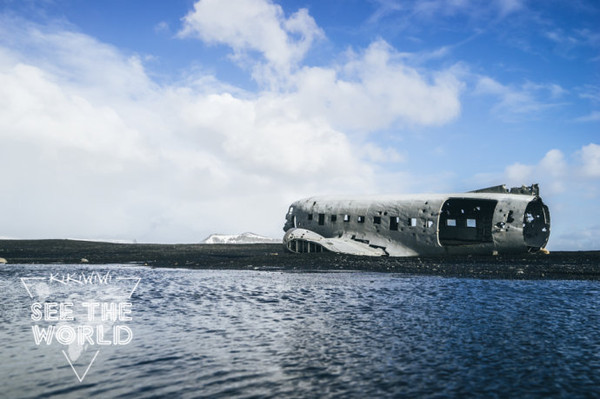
left=282, top=184, right=550, bottom=257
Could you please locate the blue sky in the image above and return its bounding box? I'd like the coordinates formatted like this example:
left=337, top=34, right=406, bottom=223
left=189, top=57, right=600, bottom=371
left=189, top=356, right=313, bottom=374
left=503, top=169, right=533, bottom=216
left=0, top=0, right=598, bottom=249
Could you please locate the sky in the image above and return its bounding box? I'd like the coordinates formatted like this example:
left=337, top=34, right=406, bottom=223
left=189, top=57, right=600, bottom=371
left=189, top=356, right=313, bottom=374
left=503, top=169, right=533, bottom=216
left=0, top=0, right=598, bottom=249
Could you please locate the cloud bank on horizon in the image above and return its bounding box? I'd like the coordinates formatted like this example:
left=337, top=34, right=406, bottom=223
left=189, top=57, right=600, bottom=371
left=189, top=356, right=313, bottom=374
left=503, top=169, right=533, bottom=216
left=0, top=0, right=598, bottom=249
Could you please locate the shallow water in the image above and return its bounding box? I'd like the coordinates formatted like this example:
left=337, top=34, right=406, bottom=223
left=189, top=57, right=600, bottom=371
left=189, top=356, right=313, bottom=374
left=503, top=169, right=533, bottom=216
left=2, top=264, right=600, bottom=398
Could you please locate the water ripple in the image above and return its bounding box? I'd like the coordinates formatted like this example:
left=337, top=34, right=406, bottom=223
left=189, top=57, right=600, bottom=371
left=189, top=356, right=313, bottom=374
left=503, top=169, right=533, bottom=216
left=2, top=265, right=600, bottom=398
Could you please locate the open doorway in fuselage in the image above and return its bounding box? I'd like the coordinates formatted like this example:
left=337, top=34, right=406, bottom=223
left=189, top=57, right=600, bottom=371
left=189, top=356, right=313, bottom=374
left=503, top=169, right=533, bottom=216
left=439, top=198, right=497, bottom=246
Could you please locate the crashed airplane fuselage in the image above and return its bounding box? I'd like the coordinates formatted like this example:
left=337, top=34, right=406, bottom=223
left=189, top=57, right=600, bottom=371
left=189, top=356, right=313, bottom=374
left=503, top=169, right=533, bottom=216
left=283, top=184, right=550, bottom=257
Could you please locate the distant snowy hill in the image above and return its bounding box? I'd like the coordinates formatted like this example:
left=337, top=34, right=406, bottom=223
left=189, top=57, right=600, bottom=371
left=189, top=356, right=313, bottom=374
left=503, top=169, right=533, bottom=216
left=202, top=232, right=281, bottom=244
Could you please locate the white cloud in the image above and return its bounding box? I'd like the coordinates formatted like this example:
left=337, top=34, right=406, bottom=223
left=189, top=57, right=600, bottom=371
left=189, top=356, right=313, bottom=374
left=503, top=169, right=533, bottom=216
left=579, top=143, right=600, bottom=177
left=178, top=0, right=324, bottom=84
left=552, top=225, right=600, bottom=251
left=175, top=90, right=362, bottom=177
left=0, top=15, right=396, bottom=241
left=504, top=162, right=535, bottom=186
left=154, top=21, right=170, bottom=34
left=363, top=143, right=406, bottom=164
left=539, top=149, right=568, bottom=177
left=290, top=40, right=463, bottom=132
left=502, top=148, right=574, bottom=195
left=0, top=63, right=147, bottom=164
left=544, top=27, right=600, bottom=58
left=178, top=1, right=463, bottom=130
left=496, top=0, right=524, bottom=16
left=474, top=76, right=565, bottom=119
left=0, top=4, right=479, bottom=243
left=575, top=110, right=600, bottom=122
left=372, top=0, right=525, bottom=21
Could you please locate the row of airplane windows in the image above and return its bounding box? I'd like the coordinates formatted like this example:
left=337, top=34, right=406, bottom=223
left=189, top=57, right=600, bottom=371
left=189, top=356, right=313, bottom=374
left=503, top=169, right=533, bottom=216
left=305, top=213, right=477, bottom=229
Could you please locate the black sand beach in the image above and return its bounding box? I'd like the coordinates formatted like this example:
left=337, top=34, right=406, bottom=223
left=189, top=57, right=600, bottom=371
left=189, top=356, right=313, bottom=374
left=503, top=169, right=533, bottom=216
left=1, top=239, right=599, bottom=280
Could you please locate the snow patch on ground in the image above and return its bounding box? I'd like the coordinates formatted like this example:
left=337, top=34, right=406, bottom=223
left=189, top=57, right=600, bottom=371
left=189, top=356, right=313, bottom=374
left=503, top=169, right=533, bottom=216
left=202, top=232, right=281, bottom=244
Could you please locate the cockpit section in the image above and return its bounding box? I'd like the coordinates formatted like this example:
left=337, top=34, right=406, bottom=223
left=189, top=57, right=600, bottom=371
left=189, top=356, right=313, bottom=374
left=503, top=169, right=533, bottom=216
left=523, top=197, right=551, bottom=250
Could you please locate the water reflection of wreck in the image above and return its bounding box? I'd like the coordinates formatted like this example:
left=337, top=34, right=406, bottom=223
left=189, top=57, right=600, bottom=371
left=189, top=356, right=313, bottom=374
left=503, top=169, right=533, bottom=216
left=283, top=184, right=550, bottom=257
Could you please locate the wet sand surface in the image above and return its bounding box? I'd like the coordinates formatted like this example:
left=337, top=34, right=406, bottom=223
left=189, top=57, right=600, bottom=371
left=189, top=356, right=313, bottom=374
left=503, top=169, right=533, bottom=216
left=1, top=239, right=599, bottom=280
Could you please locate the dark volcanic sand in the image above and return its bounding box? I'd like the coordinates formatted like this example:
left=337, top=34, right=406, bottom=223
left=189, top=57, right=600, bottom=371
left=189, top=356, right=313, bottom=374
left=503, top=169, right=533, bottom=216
left=1, top=239, right=599, bottom=280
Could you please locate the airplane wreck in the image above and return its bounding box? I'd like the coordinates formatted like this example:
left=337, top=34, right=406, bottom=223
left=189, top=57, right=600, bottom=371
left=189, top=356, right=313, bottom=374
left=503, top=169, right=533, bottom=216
left=283, top=184, right=550, bottom=257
